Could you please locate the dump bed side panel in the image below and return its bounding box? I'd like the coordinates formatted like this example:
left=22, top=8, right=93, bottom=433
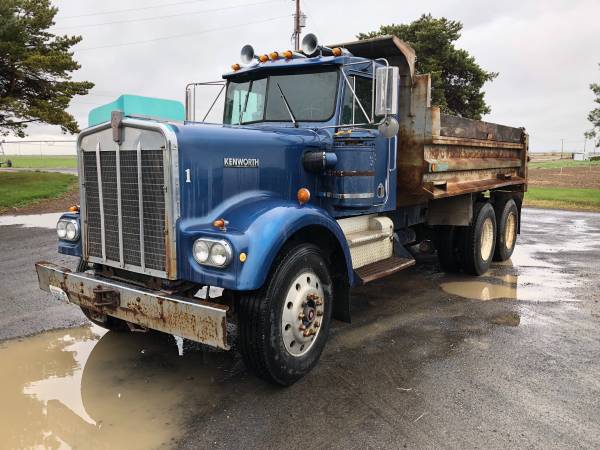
left=396, top=75, right=528, bottom=206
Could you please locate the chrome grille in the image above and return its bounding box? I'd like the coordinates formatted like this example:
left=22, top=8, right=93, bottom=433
left=82, top=147, right=167, bottom=274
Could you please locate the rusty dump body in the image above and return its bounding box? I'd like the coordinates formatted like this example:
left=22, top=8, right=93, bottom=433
left=338, top=36, right=528, bottom=208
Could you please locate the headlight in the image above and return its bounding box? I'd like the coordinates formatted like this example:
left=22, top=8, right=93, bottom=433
left=56, top=219, right=79, bottom=241
left=57, top=220, right=67, bottom=239
left=193, top=240, right=210, bottom=263
left=192, top=238, right=232, bottom=268
left=209, top=242, right=231, bottom=267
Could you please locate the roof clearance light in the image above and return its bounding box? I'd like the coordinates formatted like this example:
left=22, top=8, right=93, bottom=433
left=283, top=50, right=293, bottom=59
left=259, top=54, right=269, bottom=63
left=269, top=51, right=279, bottom=61
left=332, top=47, right=342, bottom=57
left=297, top=188, right=311, bottom=205
left=231, top=63, right=241, bottom=71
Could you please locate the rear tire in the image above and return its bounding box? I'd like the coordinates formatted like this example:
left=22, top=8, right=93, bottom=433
left=462, top=202, right=497, bottom=276
left=493, top=199, right=518, bottom=262
left=236, top=243, right=333, bottom=386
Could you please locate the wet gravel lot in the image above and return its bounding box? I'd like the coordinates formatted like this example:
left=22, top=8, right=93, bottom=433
left=1, top=208, right=599, bottom=449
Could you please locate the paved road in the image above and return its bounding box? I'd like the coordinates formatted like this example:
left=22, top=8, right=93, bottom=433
left=1, top=209, right=599, bottom=449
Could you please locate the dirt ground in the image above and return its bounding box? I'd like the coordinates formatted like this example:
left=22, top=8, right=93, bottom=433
left=528, top=166, right=600, bottom=189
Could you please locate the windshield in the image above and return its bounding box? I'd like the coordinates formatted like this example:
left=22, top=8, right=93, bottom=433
left=223, top=69, right=338, bottom=125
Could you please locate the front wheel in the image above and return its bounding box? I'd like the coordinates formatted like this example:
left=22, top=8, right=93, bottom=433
left=236, top=243, right=333, bottom=386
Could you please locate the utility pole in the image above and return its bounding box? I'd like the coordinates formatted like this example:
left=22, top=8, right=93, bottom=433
left=293, top=0, right=301, bottom=51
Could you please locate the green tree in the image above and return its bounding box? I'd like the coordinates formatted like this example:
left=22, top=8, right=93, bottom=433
left=0, top=0, right=93, bottom=137
left=358, top=14, right=497, bottom=120
left=585, top=64, right=600, bottom=148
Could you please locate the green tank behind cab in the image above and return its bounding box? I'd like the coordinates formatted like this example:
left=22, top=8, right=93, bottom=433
left=88, top=94, right=185, bottom=127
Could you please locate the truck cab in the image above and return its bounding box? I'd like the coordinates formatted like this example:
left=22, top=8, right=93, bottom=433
left=36, top=35, right=527, bottom=385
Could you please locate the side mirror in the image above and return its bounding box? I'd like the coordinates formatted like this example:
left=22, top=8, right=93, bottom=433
left=375, top=66, right=399, bottom=117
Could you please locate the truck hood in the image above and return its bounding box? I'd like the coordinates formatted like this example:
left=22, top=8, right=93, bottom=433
left=172, top=123, right=328, bottom=220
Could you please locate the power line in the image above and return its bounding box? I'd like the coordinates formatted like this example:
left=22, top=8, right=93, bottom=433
left=76, top=15, right=290, bottom=52
left=54, top=0, right=281, bottom=30
left=58, top=0, right=213, bottom=20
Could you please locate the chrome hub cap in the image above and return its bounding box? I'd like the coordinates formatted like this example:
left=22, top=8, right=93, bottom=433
left=505, top=212, right=516, bottom=249
left=281, top=271, right=324, bottom=357
left=480, top=217, right=494, bottom=261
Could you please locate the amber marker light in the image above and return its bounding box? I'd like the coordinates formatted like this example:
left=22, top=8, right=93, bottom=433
left=332, top=47, right=342, bottom=56
left=213, top=218, right=229, bottom=230
left=297, top=188, right=311, bottom=205
left=68, top=205, right=80, bottom=212
left=259, top=54, right=269, bottom=63
left=239, top=252, right=247, bottom=263
left=269, top=51, right=280, bottom=61
left=283, top=50, right=293, bottom=59
left=231, top=63, right=241, bottom=71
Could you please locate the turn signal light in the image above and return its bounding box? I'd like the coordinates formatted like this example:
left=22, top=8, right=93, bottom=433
left=283, top=50, right=293, bottom=59
left=259, top=54, right=269, bottom=63
left=297, top=188, right=311, bottom=205
left=332, top=47, right=342, bottom=56
left=269, top=51, right=279, bottom=61
left=68, top=205, right=80, bottom=212
left=212, top=218, right=229, bottom=230
left=231, top=63, right=241, bottom=71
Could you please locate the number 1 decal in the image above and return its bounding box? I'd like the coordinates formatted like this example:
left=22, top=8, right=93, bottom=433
left=185, top=168, right=191, bottom=183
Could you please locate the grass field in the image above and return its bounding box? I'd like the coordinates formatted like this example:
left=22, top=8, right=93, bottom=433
left=2, top=155, right=77, bottom=169
left=525, top=186, right=600, bottom=211
left=529, top=159, right=600, bottom=170
left=0, top=171, right=78, bottom=211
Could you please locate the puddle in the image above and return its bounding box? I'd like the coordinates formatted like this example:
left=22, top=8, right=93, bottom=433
left=441, top=279, right=517, bottom=301
left=0, top=212, right=62, bottom=229
left=0, top=325, right=237, bottom=450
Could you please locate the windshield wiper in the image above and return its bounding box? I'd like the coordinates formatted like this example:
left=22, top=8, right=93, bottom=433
left=275, top=82, right=298, bottom=128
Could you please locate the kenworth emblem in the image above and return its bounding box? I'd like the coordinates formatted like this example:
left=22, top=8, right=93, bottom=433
left=224, top=157, right=260, bottom=168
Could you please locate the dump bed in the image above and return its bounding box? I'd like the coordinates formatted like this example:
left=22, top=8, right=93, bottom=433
left=334, top=36, right=528, bottom=207
left=396, top=74, right=528, bottom=206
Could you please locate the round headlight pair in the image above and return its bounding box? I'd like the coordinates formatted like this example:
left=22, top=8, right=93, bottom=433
left=193, top=239, right=232, bottom=267
left=56, top=219, right=79, bottom=241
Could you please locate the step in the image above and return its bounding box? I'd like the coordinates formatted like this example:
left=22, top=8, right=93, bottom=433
left=345, top=229, right=390, bottom=247
left=354, top=256, right=416, bottom=284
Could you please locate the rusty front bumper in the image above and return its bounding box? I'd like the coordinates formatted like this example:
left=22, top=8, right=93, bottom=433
left=35, top=262, right=229, bottom=350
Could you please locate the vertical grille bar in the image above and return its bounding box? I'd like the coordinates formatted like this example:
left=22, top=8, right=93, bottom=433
left=95, top=142, right=106, bottom=261
left=136, top=141, right=146, bottom=269
left=116, top=145, right=124, bottom=266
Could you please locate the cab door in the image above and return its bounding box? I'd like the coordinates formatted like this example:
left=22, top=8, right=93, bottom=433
left=324, top=73, right=390, bottom=212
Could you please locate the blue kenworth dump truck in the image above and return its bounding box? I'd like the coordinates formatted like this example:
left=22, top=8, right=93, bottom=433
left=36, top=35, right=528, bottom=385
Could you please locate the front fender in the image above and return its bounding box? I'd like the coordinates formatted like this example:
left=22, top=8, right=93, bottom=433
left=177, top=191, right=353, bottom=290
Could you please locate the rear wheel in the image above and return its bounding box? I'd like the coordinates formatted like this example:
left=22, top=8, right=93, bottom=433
left=236, top=243, right=333, bottom=386
left=493, top=198, right=518, bottom=262
left=462, top=202, right=497, bottom=276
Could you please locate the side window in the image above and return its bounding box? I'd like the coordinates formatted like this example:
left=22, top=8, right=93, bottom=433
left=341, top=75, right=373, bottom=125
left=224, top=78, right=267, bottom=124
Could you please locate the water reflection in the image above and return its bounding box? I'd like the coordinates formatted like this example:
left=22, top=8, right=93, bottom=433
left=0, top=325, right=238, bottom=450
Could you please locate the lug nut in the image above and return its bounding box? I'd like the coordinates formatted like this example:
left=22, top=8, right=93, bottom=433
left=299, top=324, right=306, bottom=331
left=314, top=321, right=320, bottom=328
left=298, top=313, right=305, bottom=320
left=316, top=310, right=323, bottom=316
left=315, top=300, right=323, bottom=306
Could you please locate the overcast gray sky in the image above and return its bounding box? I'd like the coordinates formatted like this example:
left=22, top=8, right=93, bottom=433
left=15, top=0, right=600, bottom=152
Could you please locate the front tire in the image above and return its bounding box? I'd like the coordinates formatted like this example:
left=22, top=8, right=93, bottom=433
left=237, top=243, right=333, bottom=386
